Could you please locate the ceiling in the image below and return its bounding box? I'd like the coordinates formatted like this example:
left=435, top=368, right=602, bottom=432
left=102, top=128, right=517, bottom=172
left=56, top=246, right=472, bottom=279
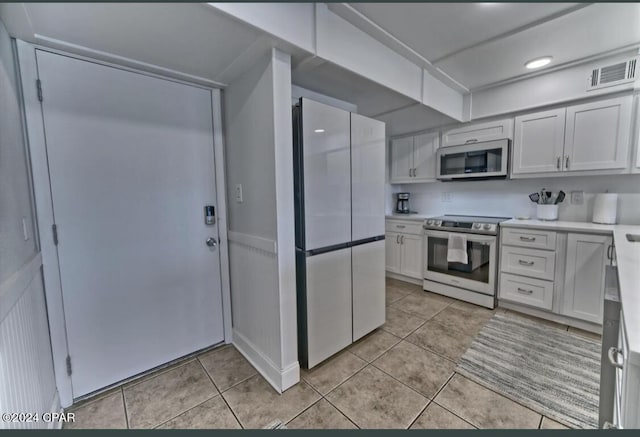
left=2, top=3, right=639, bottom=135
left=0, top=3, right=301, bottom=87
left=344, top=2, right=640, bottom=90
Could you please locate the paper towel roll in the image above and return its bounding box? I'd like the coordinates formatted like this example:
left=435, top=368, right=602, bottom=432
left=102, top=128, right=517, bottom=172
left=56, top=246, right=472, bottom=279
left=592, top=193, right=618, bottom=224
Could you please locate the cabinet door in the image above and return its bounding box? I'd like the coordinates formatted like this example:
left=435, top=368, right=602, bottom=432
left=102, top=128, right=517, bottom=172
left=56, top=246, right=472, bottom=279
left=352, top=240, right=385, bottom=341
left=305, top=247, right=353, bottom=368
left=400, top=234, right=423, bottom=279
left=512, top=108, right=566, bottom=174
left=412, top=131, right=439, bottom=181
left=442, top=118, right=513, bottom=147
left=562, top=233, right=611, bottom=324
left=385, top=232, right=401, bottom=273
left=390, top=137, right=413, bottom=182
left=564, top=96, right=632, bottom=171
left=351, top=113, right=385, bottom=240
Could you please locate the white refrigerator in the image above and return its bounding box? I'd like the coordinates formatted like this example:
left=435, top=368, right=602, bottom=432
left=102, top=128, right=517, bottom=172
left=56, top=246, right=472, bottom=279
left=293, top=98, right=386, bottom=369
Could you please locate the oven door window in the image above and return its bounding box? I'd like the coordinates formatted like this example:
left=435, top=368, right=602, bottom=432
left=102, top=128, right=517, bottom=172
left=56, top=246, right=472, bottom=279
left=427, top=236, right=491, bottom=284
left=440, top=147, right=504, bottom=176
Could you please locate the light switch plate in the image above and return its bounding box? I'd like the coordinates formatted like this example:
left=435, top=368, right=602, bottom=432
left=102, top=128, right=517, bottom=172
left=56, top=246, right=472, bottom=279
left=571, top=191, right=583, bottom=205
left=235, top=184, right=243, bottom=203
left=22, top=217, right=29, bottom=241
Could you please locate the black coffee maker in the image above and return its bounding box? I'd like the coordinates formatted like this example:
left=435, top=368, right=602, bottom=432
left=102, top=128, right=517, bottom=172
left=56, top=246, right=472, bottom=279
left=395, top=192, right=410, bottom=214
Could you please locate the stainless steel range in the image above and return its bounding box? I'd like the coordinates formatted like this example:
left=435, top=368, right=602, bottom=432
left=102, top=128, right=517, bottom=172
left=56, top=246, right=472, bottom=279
left=422, top=215, right=510, bottom=308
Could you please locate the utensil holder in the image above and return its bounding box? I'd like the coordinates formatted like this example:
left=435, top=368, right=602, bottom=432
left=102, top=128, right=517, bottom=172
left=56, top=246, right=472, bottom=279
left=537, top=204, right=558, bottom=221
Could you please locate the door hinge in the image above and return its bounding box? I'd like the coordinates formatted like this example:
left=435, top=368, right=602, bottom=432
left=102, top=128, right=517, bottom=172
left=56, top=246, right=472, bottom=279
left=66, top=355, right=72, bottom=376
left=36, top=79, right=43, bottom=102
left=52, top=224, right=58, bottom=246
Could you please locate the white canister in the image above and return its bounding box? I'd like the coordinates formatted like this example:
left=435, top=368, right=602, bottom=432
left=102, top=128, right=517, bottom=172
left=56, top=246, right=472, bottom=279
left=592, top=193, right=618, bottom=224
left=537, top=204, right=559, bottom=221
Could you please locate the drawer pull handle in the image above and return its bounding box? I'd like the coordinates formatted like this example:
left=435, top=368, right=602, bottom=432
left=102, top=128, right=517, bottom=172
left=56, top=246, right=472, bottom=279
left=396, top=225, right=406, bottom=228
left=518, top=260, right=535, bottom=266
left=519, top=236, right=536, bottom=242
left=608, top=347, right=624, bottom=369
left=465, top=138, right=478, bottom=144
left=517, top=287, right=533, bottom=294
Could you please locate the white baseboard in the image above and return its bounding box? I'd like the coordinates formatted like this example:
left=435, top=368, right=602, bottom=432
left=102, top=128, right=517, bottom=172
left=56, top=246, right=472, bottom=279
left=232, top=329, right=300, bottom=394
left=499, top=301, right=601, bottom=333
left=385, top=272, right=422, bottom=285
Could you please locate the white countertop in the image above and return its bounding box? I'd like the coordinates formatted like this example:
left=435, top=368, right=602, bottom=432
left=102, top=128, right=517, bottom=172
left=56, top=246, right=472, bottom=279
left=502, top=218, right=640, bottom=364
left=385, top=213, right=432, bottom=221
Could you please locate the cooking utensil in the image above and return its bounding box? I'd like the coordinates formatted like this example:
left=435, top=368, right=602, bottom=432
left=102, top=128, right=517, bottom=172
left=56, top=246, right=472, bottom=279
left=555, top=191, right=566, bottom=204
left=529, top=192, right=540, bottom=203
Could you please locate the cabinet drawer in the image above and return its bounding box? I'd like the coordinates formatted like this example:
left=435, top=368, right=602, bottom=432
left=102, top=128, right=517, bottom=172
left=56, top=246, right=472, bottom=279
left=502, top=228, right=557, bottom=250
left=386, top=220, right=423, bottom=235
left=501, top=246, right=556, bottom=280
left=499, top=272, right=553, bottom=310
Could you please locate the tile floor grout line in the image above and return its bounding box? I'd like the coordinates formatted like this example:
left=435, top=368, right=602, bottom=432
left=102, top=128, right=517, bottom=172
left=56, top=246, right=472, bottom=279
left=320, top=392, right=361, bottom=429
left=151, top=393, right=220, bottom=429
left=195, top=357, right=244, bottom=429
left=430, top=399, right=479, bottom=429
left=429, top=373, right=482, bottom=429
left=406, top=399, right=433, bottom=429
left=320, top=363, right=372, bottom=398
left=195, top=354, right=257, bottom=395
left=538, top=415, right=544, bottom=429
left=283, top=397, right=325, bottom=428
left=446, top=371, right=547, bottom=427
left=120, top=388, right=130, bottom=430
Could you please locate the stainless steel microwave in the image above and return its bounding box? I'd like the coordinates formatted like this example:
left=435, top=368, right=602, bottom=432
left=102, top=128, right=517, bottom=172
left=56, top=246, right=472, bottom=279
left=436, top=139, right=509, bottom=180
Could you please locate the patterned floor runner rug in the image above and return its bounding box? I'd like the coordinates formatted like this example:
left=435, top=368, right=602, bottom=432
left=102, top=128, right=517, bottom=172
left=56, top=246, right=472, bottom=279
left=456, top=312, right=601, bottom=429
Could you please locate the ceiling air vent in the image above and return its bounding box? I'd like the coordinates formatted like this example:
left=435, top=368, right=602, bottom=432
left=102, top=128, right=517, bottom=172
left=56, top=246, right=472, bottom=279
left=587, top=58, right=638, bottom=91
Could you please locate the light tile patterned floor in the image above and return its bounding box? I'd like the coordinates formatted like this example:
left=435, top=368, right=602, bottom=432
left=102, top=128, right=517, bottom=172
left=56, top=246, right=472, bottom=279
left=65, top=277, right=598, bottom=429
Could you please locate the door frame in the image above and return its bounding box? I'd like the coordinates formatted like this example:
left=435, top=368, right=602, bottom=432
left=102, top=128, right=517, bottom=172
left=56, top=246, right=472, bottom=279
left=16, top=40, right=233, bottom=408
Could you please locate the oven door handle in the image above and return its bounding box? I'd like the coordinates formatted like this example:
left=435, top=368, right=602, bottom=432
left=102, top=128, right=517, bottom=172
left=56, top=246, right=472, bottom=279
left=423, top=230, right=496, bottom=244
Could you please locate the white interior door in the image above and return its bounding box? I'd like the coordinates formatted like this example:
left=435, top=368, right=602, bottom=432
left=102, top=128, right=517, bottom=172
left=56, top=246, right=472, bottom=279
left=36, top=51, right=225, bottom=397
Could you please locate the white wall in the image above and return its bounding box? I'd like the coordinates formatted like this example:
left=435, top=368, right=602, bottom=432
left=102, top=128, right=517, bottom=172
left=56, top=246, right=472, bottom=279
left=470, top=50, right=639, bottom=120
left=401, top=174, right=640, bottom=225
left=0, top=19, right=58, bottom=428
left=223, top=48, right=298, bottom=392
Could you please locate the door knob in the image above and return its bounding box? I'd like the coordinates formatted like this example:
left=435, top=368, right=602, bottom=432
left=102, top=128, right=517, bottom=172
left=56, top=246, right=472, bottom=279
left=206, top=237, right=217, bottom=248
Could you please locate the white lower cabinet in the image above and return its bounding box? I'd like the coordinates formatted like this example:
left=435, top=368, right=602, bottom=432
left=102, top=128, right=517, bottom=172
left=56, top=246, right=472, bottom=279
left=561, top=233, right=611, bottom=324
left=385, top=219, right=423, bottom=280
left=385, top=232, right=402, bottom=273
left=499, top=227, right=613, bottom=327
left=400, top=234, right=423, bottom=279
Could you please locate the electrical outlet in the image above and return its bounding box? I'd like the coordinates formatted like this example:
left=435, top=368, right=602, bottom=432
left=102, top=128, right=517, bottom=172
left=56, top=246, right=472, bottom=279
left=570, top=191, right=583, bottom=205
left=441, top=192, right=452, bottom=203
left=235, top=184, right=243, bottom=203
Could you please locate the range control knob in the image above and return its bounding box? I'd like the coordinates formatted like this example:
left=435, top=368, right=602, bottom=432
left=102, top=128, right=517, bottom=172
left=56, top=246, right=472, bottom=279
left=483, top=224, right=492, bottom=230
left=427, top=219, right=434, bottom=226
left=472, top=223, right=481, bottom=229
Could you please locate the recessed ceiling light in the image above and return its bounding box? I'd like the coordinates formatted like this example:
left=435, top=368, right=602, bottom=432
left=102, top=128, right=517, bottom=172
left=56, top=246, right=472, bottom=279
left=525, top=56, right=553, bottom=69
left=314, top=129, right=325, bottom=133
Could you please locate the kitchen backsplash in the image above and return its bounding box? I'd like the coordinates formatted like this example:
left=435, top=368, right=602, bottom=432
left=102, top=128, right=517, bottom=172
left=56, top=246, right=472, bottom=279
left=386, top=174, right=640, bottom=224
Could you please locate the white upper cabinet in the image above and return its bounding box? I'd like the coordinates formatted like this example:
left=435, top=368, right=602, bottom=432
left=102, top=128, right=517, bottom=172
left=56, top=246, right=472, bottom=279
left=564, top=95, right=633, bottom=171
left=511, top=95, right=633, bottom=177
left=389, top=132, right=439, bottom=183
left=513, top=108, right=566, bottom=175
left=412, top=132, right=439, bottom=181
left=441, top=118, right=513, bottom=147
left=390, top=137, right=413, bottom=182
